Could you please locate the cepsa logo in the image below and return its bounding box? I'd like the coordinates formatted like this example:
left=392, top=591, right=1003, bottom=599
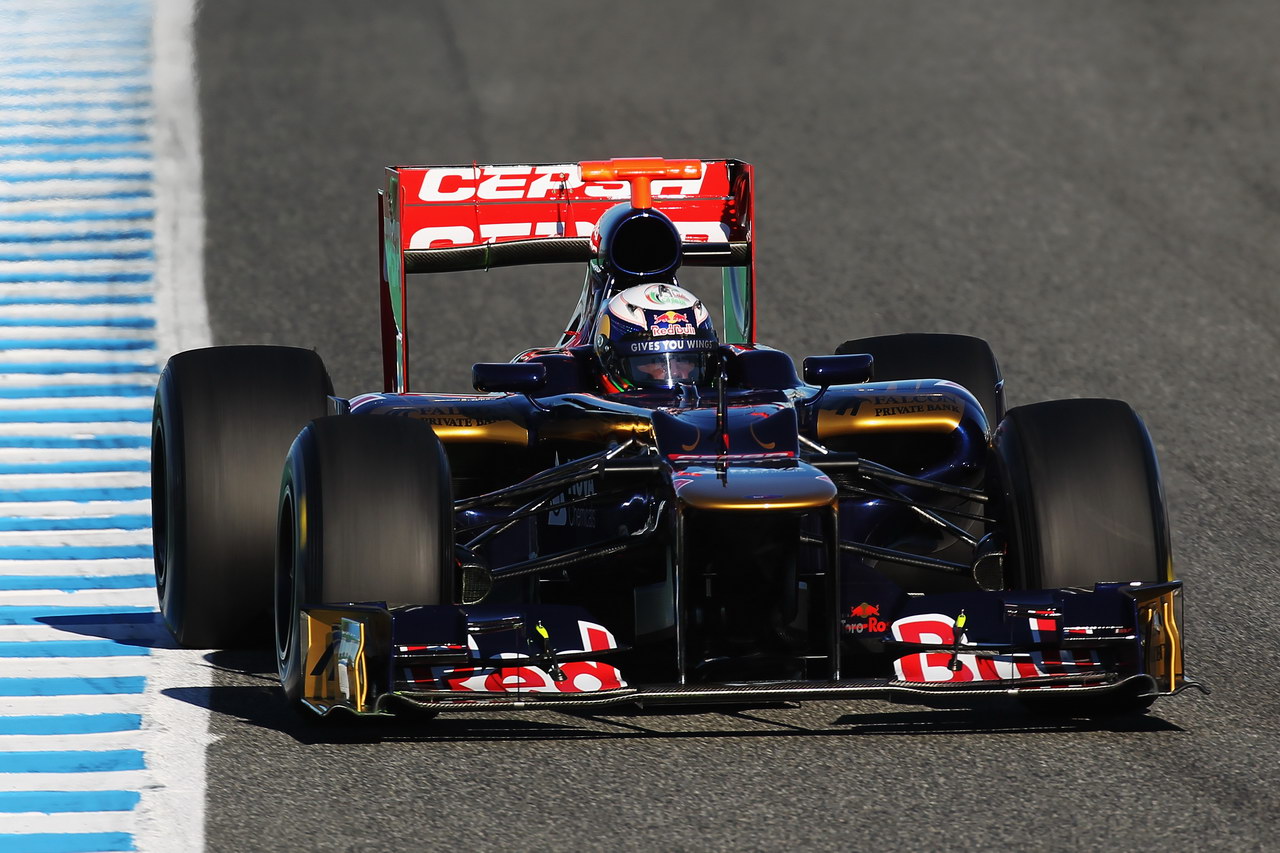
left=408, top=220, right=598, bottom=249
left=411, top=164, right=706, bottom=203
left=407, top=219, right=731, bottom=250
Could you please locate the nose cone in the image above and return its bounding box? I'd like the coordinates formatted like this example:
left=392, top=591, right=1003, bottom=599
left=671, top=459, right=838, bottom=511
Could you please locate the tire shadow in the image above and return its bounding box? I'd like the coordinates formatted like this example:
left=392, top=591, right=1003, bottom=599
left=35, top=612, right=176, bottom=649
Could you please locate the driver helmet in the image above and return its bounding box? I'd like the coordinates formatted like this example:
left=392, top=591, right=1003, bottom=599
left=595, top=282, right=718, bottom=391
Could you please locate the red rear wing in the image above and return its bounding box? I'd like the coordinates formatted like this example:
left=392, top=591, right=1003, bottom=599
left=379, top=159, right=755, bottom=392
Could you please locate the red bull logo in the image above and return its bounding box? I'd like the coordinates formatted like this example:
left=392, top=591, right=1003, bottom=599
left=650, top=311, right=695, bottom=337
left=845, top=602, right=887, bottom=634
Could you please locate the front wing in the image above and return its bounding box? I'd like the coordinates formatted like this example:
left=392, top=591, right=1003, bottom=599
left=294, top=583, right=1193, bottom=717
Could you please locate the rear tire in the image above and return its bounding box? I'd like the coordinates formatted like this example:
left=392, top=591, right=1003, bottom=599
left=838, top=333, right=1003, bottom=587
left=994, top=398, right=1172, bottom=715
left=275, top=416, right=454, bottom=711
left=836, top=333, right=1004, bottom=425
left=152, top=346, right=332, bottom=648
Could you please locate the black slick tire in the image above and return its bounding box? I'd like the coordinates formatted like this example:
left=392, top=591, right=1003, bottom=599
left=152, top=346, right=332, bottom=649
left=836, top=333, right=1004, bottom=425
left=993, top=398, right=1172, bottom=715
left=994, top=398, right=1171, bottom=590
left=275, top=415, right=453, bottom=712
left=837, top=333, right=1003, bottom=583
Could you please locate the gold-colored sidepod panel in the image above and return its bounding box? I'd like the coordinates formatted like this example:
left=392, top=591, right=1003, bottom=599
left=355, top=395, right=658, bottom=448
left=671, top=460, right=837, bottom=511
left=347, top=395, right=536, bottom=446
left=536, top=413, right=654, bottom=446
left=814, top=383, right=978, bottom=441
left=408, top=404, right=530, bottom=445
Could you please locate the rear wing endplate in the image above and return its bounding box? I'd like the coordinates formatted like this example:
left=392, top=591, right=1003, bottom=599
left=379, top=159, right=755, bottom=392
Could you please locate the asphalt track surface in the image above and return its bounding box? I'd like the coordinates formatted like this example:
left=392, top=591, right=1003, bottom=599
left=191, top=3, right=1279, bottom=850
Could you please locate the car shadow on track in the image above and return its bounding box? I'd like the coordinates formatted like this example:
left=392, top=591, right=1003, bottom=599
left=36, top=612, right=179, bottom=649
left=164, top=649, right=1185, bottom=745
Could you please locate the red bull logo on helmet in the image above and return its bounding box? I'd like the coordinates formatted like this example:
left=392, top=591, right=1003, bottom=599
left=650, top=310, right=696, bottom=337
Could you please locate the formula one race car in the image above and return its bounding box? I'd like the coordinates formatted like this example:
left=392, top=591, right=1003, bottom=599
left=152, top=157, right=1200, bottom=719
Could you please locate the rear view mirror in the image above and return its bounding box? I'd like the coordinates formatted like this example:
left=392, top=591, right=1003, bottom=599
left=802, top=353, right=874, bottom=387
left=472, top=362, right=547, bottom=394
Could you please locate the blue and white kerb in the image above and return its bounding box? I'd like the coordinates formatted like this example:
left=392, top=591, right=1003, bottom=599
left=0, top=2, right=177, bottom=851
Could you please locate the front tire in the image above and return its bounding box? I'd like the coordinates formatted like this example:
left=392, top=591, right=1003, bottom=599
left=275, top=416, right=454, bottom=711
left=994, top=399, right=1171, bottom=590
left=152, top=346, right=332, bottom=648
left=994, top=398, right=1172, bottom=715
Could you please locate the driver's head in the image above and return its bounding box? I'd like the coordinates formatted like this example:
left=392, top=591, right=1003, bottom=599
left=633, top=353, right=702, bottom=383
left=595, top=283, right=718, bottom=391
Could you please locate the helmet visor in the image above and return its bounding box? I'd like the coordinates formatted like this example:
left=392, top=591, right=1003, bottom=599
left=621, top=352, right=712, bottom=389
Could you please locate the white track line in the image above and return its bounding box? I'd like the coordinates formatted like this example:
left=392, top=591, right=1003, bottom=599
left=150, top=20, right=207, bottom=359
left=0, top=111, right=145, bottom=125
left=0, top=94, right=148, bottom=110
left=0, top=769, right=148, bottom=793
left=0, top=530, right=150, bottom=545
left=0, top=237, right=153, bottom=256
left=0, top=47, right=149, bottom=63
left=0, top=218, right=152, bottom=237
left=0, top=74, right=149, bottom=91
left=0, top=403, right=150, bottom=418
left=0, top=656, right=152, bottom=677
left=138, top=2, right=211, bottom=850
left=0, top=379, right=155, bottom=392
left=0, top=447, right=150, bottom=460
left=0, top=589, right=155, bottom=607
left=0, top=501, right=151, bottom=517
left=0, top=397, right=151, bottom=410
left=0, top=350, right=158, bottom=364
left=0, top=259, right=154, bottom=276
left=0, top=197, right=154, bottom=216
left=0, top=559, right=153, bottom=577
left=0, top=422, right=150, bottom=435
left=0, top=811, right=138, bottom=835
left=0, top=304, right=155, bottom=319
left=0, top=178, right=151, bottom=199
left=0, top=472, right=150, bottom=488
left=0, top=156, right=149, bottom=173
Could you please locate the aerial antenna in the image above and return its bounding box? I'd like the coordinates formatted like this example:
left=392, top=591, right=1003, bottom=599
left=579, top=157, right=702, bottom=209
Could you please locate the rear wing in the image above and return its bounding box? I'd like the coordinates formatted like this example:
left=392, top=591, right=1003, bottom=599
left=379, top=159, right=755, bottom=392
